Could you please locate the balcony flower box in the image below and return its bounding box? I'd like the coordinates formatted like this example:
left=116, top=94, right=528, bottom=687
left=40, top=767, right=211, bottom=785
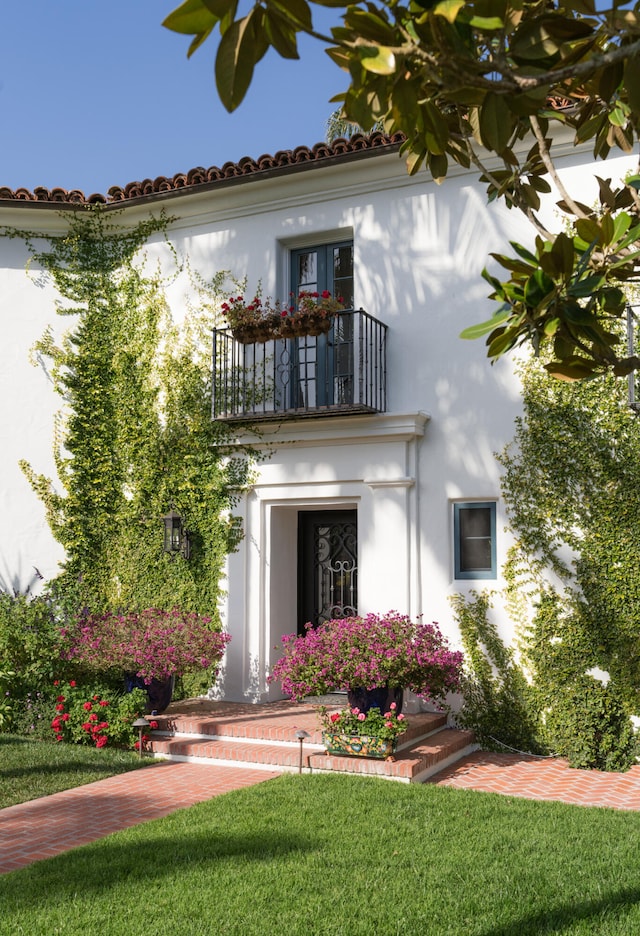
left=222, top=290, right=342, bottom=344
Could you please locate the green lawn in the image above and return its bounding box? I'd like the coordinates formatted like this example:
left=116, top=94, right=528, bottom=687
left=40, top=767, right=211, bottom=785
left=0, top=734, right=147, bottom=809
left=2, top=772, right=640, bottom=935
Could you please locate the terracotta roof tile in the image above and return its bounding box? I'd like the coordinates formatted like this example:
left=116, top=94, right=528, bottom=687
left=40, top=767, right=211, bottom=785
left=0, top=133, right=403, bottom=208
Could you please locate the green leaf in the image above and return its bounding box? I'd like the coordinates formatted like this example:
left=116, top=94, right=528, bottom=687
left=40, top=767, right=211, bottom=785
left=510, top=21, right=562, bottom=61
left=549, top=233, right=575, bottom=279
left=599, top=212, right=614, bottom=246
left=344, top=9, right=396, bottom=44
left=608, top=104, right=628, bottom=128
left=510, top=241, right=539, bottom=265
left=187, top=27, right=216, bottom=57
left=264, top=10, right=300, bottom=59
left=358, top=45, right=396, bottom=75
left=432, top=0, right=466, bottom=23
left=523, top=269, right=555, bottom=308
left=428, top=151, right=448, bottom=182
left=544, top=360, right=597, bottom=381
left=460, top=308, right=511, bottom=340
left=202, top=0, right=237, bottom=16
left=487, top=327, right=519, bottom=358
left=479, top=93, right=513, bottom=154
left=162, top=0, right=217, bottom=34
left=568, top=275, right=605, bottom=299
left=490, top=252, right=537, bottom=275
left=624, top=54, right=640, bottom=114
left=268, top=0, right=313, bottom=31
left=575, top=218, right=602, bottom=245
left=406, top=149, right=425, bottom=175
left=468, top=15, right=504, bottom=29
left=215, top=16, right=256, bottom=112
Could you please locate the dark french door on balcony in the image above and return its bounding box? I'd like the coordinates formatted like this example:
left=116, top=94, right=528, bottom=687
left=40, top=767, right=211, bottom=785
left=298, top=510, right=358, bottom=633
left=290, top=242, right=354, bottom=409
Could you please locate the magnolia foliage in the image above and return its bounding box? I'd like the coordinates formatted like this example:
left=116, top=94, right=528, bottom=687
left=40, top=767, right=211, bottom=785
left=164, top=0, right=640, bottom=380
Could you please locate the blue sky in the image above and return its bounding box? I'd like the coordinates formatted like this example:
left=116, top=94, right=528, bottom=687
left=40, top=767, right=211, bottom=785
left=1, top=1, right=345, bottom=195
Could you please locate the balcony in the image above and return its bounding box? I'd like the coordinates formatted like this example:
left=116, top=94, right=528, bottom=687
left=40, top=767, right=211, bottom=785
left=212, top=309, right=387, bottom=422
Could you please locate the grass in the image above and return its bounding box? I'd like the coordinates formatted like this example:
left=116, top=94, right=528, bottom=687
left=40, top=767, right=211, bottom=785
left=2, top=772, right=640, bottom=936
left=0, top=734, right=148, bottom=809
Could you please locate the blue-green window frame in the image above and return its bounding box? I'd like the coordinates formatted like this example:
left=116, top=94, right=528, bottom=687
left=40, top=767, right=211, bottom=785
left=453, top=501, right=497, bottom=580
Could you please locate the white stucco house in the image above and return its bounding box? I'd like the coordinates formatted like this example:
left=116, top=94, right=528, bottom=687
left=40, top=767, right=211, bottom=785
left=1, top=132, right=635, bottom=704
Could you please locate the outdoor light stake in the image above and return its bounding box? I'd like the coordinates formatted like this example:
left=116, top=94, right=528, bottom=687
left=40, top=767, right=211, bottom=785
left=295, top=729, right=310, bottom=774
left=133, top=716, right=150, bottom=758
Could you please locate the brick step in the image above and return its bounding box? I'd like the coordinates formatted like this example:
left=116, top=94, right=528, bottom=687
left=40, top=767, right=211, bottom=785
left=152, top=708, right=447, bottom=748
left=309, top=727, right=476, bottom=782
left=148, top=708, right=476, bottom=783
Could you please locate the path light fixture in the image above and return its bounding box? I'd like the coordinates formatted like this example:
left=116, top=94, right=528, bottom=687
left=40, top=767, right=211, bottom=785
left=133, top=716, right=150, bottom=758
left=162, top=508, right=191, bottom=559
left=295, top=729, right=310, bottom=774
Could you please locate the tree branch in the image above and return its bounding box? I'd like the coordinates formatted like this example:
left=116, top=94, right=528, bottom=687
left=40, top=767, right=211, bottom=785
left=529, top=116, right=591, bottom=221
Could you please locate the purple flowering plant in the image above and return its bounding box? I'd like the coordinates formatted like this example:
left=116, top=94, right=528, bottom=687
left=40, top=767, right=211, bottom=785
left=61, top=608, right=230, bottom=683
left=270, top=611, right=463, bottom=702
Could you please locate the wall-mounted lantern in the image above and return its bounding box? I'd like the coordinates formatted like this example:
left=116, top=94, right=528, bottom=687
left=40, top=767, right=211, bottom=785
left=162, top=508, right=191, bottom=559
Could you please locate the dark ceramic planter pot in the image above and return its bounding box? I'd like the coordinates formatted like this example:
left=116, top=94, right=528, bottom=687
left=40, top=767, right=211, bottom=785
left=346, top=685, right=404, bottom=715
left=124, top=673, right=175, bottom=715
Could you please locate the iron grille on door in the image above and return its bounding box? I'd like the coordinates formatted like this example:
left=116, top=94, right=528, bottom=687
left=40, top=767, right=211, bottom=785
left=298, top=511, right=357, bottom=633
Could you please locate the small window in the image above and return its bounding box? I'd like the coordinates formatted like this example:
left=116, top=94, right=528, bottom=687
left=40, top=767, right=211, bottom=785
left=453, top=502, right=497, bottom=580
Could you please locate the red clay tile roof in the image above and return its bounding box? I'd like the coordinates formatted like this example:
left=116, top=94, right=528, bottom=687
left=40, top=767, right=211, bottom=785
left=0, top=133, right=404, bottom=208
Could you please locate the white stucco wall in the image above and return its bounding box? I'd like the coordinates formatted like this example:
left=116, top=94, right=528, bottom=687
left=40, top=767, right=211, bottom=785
left=1, top=143, right=635, bottom=701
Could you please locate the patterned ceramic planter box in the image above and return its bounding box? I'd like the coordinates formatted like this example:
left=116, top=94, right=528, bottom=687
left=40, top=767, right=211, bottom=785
left=323, top=731, right=397, bottom=760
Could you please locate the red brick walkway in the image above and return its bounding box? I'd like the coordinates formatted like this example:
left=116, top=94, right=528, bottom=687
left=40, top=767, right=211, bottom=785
left=431, top=750, right=640, bottom=810
left=0, top=761, right=279, bottom=875
left=4, top=748, right=640, bottom=876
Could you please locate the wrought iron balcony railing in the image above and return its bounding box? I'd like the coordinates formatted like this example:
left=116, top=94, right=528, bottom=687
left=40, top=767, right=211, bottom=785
left=212, top=309, right=387, bottom=422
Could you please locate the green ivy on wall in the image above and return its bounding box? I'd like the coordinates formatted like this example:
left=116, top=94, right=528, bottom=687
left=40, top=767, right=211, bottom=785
left=17, top=208, right=252, bottom=627
left=454, top=352, right=640, bottom=770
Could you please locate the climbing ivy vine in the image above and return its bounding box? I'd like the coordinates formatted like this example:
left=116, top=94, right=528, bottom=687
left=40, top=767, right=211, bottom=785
left=18, top=208, right=252, bottom=627
left=455, top=350, right=640, bottom=770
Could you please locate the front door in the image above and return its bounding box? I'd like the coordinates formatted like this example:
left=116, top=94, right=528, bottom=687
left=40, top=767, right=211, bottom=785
left=298, top=510, right=357, bottom=633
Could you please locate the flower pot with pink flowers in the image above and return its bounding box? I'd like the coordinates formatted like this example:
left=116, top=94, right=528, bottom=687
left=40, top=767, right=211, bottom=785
left=270, top=611, right=463, bottom=709
left=221, top=289, right=344, bottom=343
left=61, top=607, right=230, bottom=714
left=320, top=701, right=408, bottom=760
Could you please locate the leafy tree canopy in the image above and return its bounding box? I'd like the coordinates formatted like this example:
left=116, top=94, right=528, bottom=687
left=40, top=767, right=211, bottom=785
left=163, top=0, right=640, bottom=381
